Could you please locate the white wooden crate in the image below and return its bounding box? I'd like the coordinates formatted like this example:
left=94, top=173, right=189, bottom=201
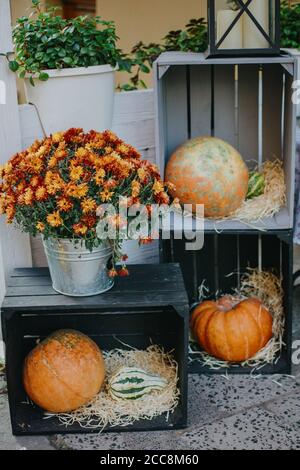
left=154, top=52, right=298, bottom=231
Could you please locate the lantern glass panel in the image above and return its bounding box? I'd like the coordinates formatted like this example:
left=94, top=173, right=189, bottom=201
left=214, top=0, right=276, bottom=52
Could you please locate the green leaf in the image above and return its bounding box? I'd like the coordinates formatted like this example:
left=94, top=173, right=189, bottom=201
left=9, top=60, right=19, bottom=72
left=63, top=57, right=73, bottom=65
left=39, top=72, right=49, bottom=81
left=29, top=76, right=35, bottom=87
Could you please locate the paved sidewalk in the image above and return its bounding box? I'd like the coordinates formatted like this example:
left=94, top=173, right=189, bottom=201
left=1, top=291, right=299, bottom=451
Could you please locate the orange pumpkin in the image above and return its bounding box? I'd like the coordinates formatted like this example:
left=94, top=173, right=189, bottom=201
left=23, top=329, right=105, bottom=413
left=165, top=136, right=249, bottom=218
left=191, top=296, right=273, bottom=362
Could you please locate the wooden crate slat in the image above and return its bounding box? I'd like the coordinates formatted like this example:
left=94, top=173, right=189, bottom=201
left=238, top=64, right=259, bottom=166
left=217, top=234, right=239, bottom=295
left=164, top=66, right=189, bottom=161
left=262, top=64, right=284, bottom=161
left=190, top=65, right=212, bottom=138
left=283, top=72, right=297, bottom=223
left=214, top=64, right=236, bottom=146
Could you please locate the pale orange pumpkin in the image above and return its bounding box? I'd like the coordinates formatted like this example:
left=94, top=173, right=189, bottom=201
left=23, top=329, right=105, bottom=413
left=165, top=136, right=249, bottom=218
left=191, top=296, right=273, bottom=362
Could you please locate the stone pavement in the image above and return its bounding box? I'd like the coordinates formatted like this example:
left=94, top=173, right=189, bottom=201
left=0, top=288, right=300, bottom=450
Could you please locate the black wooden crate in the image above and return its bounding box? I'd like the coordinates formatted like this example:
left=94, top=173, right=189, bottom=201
left=161, top=231, right=293, bottom=375
left=1, top=264, right=189, bottom=436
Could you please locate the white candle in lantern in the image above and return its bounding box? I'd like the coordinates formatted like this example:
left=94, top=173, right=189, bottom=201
left=243, top=0, right=269, bottom=49
left=217, top=10, right=243, bottom=49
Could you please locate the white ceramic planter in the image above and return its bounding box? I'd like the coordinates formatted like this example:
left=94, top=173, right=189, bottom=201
left=24, top=64, right=115, bottom=135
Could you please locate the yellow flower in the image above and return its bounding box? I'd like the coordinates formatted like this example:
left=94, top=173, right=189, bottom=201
left=17, top=193, right=25, bottom=205
left=117, top=144, right=129, bottom=155
left=100, top=189, right=114, bottom=202
left=152, top=179, right=164, bottom=196
left=70, top=165, right=84, bottom=181
left=4, top=163, right=13, bottom=175
left=36, top=145, right=48, bottom=158
left=30, top=176, right=40, bottom=188
left=52, top=132, right=64, bottom=143
left=35, top=186, right=48, bottom=201
left=48, top=156, right=58, bottom=169
left=24, top=188, right=34, bottom=206
left=81, top=198, right=97, bottom=214
left=5, top=205, right=15, bottom=223
left=94, top=168, right=106, bottom=185
left=57, top=197, right=73, bottom=212
left=47, top=211, right=63, bottom=228
left=73, top=223, right=88, bottom=236
left=36, top=222, right=45, bottom=232
left=29, top=157, right=43, bottom=173
left=45, top=172, right=65, bottom=195
left=137, top=168, right=147, bottom=182
left=105, top=146, right=113, bottom=155
left=75, top=147, right=88, bottom=159
left=66, top=182, right=88, bottom=199
left=131, top=180, right=141, bottom=198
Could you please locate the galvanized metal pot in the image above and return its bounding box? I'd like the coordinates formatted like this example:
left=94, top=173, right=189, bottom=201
left=43, top=237, right=114, bottom=297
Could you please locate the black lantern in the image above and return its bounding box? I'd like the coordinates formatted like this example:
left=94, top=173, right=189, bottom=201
left=207, top=0, right=281, bottom=57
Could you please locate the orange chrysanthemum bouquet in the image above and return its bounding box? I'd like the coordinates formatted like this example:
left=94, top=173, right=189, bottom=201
left=0, top=128, right=175, bottom=296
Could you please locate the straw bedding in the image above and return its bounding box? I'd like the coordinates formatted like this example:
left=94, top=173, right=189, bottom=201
left=45, top=345, right=180, bottom=431
left=189, top=270, right=285, bottom=371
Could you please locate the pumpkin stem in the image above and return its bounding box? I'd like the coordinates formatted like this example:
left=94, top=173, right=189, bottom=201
left=216, top=295, right=242, bottom=312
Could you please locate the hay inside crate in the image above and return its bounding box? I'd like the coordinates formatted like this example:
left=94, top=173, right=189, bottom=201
left=189, top=270, right=285, bottom=372
left=45, top=345, right=180, bottom=431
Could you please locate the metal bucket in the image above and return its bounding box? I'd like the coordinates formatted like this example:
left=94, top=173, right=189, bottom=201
left=43, top=238, right=114, bottom=297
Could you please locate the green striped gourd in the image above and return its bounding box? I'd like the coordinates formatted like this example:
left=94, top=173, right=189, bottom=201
left=108, top=367, right=168, bottom=400
left=247, top=171, right=266, bottom=200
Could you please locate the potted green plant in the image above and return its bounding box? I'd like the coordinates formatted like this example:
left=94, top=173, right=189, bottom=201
left=8, top=0, right=129, bottom=134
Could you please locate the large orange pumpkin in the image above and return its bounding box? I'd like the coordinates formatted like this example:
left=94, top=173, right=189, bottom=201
left=23, top=329, right=105, bottom=413
left=165, top=136, right=249, bottom=218
left=191, top=296, right=273, bottom=362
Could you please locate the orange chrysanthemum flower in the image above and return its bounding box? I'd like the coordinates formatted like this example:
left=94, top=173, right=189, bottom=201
left=36, top=222, right=46, bottom=232
left=75, top=147, right=88, bottom=159
left=81, top=198, right=97, bottom=214
left=137, top=168, right=147, bottom=182
left=100, top=189, right=114, bottom=202
left=94, top=168, right=106, bottom=185
left=47, top=211, right=63, bottom=227
left=108, top=268, right=118, bottom=278
left=24, top=188, right=34, bottom=206
left=35, top=186, right=48, bottom=201
left=30, top=176, right=40, bottom=188
left=6, top=205, right=15, bottom=223
left=73, top=222, right=88, bottom=236
left=52, top=132, right=64, bottom=143
left=155, top=192, right=170, bottom=205
left=152, top=179, right=164, bottom=196
left=70, top=165, right=84, bottom=181
left=57, top=197, right=73, bottom=212
left=47, top=156, right=58, bottom=169
left=119, top=267, right=129, bottom=277
left=131, top=180, right=141, bottom=198
left=66, top=182, right=88, bottom=199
